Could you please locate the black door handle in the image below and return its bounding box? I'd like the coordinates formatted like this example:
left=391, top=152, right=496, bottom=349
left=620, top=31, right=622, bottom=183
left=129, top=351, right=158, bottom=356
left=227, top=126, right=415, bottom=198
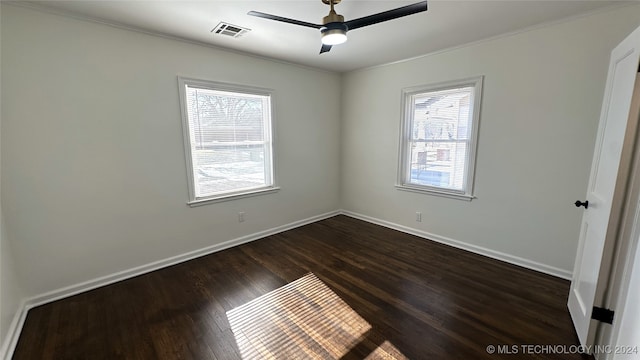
left=575, top=200, right=589, bottom=209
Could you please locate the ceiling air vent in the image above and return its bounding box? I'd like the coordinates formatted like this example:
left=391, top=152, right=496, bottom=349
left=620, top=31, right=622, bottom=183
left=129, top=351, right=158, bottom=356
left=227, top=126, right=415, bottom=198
left=211, top=22, right=250, bottom=38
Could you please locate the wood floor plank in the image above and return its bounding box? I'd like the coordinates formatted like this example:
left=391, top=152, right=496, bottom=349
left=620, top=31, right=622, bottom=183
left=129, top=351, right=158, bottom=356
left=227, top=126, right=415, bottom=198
left=13, top=215, right=589, bottom=359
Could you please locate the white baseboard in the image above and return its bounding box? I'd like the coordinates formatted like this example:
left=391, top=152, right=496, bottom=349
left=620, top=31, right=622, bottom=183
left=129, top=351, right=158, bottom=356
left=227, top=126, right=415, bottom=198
left=340, top=210, right=573, bottom=280
left=0, top=299, right=28, bottom=360
left=1, top=210, right=340, bottom=360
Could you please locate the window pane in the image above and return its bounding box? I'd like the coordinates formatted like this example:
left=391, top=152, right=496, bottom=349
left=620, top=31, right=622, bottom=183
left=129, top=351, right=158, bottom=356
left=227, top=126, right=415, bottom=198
left=412, top=87, right=473, bottom=141
left=184, top=84, right=273, bottom=198
left=409, top=141, right=468, bottom=191
left=186, top=88, right=266, bottom=146
left=193, top=144, right=267, bottom=196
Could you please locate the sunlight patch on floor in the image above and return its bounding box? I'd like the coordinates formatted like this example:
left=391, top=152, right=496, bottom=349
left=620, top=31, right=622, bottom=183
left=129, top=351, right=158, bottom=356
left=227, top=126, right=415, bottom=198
left=227, top=273, right=406, bottom=359
left=365, top=341, right=409, bottom=360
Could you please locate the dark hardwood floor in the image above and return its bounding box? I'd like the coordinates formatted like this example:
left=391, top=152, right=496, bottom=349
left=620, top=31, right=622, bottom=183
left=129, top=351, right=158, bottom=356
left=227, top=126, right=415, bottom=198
left=13, top=215, right=590, bottom=359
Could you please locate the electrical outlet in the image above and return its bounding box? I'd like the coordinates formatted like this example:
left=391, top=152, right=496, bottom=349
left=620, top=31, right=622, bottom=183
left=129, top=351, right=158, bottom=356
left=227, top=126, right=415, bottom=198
left=238, top=212, right=245, bottom=223
left=416, top=212, right=422, bottom=222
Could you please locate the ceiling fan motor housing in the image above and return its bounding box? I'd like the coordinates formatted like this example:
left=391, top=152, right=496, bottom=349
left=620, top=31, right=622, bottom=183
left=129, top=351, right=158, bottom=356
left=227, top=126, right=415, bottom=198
left=323, top=11, right=344, bottom=26
left=321, top=21, right=348, bottom=34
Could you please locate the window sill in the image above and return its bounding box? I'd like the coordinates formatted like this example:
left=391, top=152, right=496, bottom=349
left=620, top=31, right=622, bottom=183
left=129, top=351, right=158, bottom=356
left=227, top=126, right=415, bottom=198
left=187, top=186, right=281, bottom=207
left=395, top=184, right=474, bottom=201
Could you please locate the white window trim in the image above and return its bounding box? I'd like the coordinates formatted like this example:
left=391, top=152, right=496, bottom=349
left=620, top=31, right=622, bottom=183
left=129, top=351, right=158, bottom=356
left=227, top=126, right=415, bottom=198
left=396, top=76, right=483, bottom=201
left=177, top=76, right=279, bottom=207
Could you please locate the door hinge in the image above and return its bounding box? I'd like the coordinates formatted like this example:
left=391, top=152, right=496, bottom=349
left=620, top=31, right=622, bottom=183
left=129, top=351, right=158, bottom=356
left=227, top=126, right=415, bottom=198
left=591, top=306, right=615, bottom=324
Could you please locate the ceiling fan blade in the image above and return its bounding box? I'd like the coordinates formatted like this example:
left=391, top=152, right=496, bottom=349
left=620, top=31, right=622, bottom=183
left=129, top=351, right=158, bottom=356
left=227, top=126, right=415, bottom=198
left=344, top=1, right=428, bottom=31
left=248, top=11, right=322, bottom=29
left=320, top=44, right=333, bottom=54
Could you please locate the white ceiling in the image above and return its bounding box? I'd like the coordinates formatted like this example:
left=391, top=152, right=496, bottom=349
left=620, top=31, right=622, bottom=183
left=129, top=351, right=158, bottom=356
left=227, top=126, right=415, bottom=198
left=24, top=0, right=628, bottom=72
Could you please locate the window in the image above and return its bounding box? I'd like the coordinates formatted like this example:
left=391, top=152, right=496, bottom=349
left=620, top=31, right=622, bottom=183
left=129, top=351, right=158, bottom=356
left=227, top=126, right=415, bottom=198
left=397, top=77, right=483, bottom=200
left=178, top=77, right=278, bottom=206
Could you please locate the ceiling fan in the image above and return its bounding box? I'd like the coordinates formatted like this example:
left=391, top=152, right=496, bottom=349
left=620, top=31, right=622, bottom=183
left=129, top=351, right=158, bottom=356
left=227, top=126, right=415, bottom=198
left=248, top=0, right=428, bottom=54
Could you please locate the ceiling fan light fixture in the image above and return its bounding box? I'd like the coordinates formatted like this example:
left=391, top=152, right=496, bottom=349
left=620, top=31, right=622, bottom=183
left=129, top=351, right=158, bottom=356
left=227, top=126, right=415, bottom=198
left=248, top=1, right=428, bottom=54
left=321, top=28, right=347, bottom=45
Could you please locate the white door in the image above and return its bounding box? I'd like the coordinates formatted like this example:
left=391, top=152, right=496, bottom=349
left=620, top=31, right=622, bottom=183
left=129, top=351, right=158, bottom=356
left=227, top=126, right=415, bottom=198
left=568, top=26, right=640, bottom=347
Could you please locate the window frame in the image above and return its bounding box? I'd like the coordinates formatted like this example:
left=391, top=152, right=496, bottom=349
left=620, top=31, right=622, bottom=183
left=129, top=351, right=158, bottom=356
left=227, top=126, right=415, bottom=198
left=178, top=76, right=279, bottom=207
left=396, top=76, right=483, bottom=201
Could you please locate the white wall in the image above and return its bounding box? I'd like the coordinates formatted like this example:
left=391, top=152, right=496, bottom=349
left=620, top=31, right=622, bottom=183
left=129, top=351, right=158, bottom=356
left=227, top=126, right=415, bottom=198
left=0, top=4, right=341, bottom=297
left=0, top=2, right=26, bottom=355
left=340, top=5, right=640, bottom=276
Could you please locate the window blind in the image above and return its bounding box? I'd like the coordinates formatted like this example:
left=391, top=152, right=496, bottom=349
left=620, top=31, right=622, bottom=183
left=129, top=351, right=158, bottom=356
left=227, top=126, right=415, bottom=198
left=184, top=85, right=273, bottom=198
